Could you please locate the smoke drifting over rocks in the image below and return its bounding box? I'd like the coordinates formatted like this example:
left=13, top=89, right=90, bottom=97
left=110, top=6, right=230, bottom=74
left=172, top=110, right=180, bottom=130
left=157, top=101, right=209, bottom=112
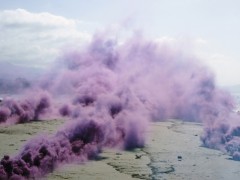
left=0, top=33, right=240, bottom=179
left=0, top=92, right=51, bottom=125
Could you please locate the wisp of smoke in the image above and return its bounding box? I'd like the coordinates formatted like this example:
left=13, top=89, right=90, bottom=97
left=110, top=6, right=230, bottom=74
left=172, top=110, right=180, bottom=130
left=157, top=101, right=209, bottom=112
left=0, top=33, right=240, bottom=179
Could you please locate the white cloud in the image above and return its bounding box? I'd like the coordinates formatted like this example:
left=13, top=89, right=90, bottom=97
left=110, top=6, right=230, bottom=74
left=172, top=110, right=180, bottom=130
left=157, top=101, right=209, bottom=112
left=154, top=36, right=208, bottom=52
left=0, top=9, right=91, bottom=67
left=0, top=9, right=76, bottom=28
left=192, top=41, right=240, bottom=86
left=205, top=54, right=240, bottom=86
left=154, top=36, right=240, bottom=86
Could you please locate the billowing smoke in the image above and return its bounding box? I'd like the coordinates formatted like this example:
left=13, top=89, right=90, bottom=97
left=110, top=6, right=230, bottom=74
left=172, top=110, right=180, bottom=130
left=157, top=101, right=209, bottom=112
left=0, top=33, right=240, bottom=179
left=0, top=91, right=52, bottom=125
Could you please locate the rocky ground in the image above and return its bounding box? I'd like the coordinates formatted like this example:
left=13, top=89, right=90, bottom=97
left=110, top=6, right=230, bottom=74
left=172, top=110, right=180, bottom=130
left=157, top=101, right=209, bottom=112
left=1, top=119, right=240, bottom=180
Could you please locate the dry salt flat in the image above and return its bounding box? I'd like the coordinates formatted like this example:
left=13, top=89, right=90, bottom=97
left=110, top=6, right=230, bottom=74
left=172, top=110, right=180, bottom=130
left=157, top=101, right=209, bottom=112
left=1, top=119, right=240, bottom=180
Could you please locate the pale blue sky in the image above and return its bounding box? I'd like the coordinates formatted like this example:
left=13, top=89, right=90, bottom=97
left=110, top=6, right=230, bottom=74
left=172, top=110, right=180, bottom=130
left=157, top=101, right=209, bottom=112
left=0, top=0, right=240, bottom=85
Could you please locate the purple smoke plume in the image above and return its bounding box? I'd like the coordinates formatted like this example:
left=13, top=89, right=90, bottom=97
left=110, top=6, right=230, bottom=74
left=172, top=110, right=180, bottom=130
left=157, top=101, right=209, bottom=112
left=0, top=91, right=52, bottom=125
left=1, top=33, right=240, bottom=179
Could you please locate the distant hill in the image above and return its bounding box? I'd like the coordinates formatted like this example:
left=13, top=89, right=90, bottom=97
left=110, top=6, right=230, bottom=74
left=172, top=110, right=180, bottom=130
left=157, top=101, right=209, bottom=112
left=223, top=84, right=240, bottom=94
left=0, top=61, right=45, bottom=94
left=0, top=61, right=44, bottom=80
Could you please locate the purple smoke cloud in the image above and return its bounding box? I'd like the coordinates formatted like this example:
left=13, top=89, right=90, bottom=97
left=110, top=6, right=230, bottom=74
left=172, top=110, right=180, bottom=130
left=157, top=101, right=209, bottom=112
left=0, top=33, right=240, bottom=179
left=0, top=91, right=52, bottom=125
